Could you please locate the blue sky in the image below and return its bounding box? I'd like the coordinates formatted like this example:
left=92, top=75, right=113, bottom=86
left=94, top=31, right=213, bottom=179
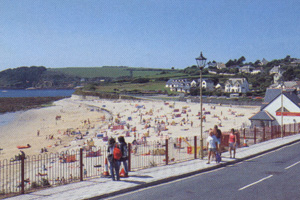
left=0, top=0, right=299, bottom=71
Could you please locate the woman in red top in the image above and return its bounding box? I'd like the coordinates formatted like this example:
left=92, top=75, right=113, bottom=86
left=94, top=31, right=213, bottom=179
left=229, top=128, right=237, bottom=158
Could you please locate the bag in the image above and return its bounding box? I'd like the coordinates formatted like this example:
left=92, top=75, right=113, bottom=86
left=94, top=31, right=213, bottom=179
left=216, top=153, right=221, bottom=163
left=107, top=154, right=114, bottom=163
left=122, top=144, right=128, bottom=158
left=113, top=144, right=122, bottom=160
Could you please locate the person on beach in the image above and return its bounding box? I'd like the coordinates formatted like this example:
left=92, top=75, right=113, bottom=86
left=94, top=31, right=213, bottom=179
left=206, top=130, right=218, bottom=164
left=229, top=128, right=237, bottom=158
left=118, top=136, right=129, bottom=177
left=214, top=125, right=222, bottom=153
left=107, top=138, right=120, bottom=181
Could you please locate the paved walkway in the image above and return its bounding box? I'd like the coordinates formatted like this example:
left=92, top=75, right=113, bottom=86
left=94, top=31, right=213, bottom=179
left=6, top=134, right=300, bottom=200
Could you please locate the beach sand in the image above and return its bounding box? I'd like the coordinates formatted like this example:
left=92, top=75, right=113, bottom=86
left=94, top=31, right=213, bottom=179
left=0, top=97, right=260, bottom=161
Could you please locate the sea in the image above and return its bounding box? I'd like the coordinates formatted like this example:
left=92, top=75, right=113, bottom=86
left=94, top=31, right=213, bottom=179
left=0, top=89, right=75, bottom=127
left=0, top=89, right=74, bottom=98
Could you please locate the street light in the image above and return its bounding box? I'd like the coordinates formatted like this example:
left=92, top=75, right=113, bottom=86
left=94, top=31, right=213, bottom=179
left=195, top=52, right=207, bottom=159
left=281, top=83, right=284, bottom=138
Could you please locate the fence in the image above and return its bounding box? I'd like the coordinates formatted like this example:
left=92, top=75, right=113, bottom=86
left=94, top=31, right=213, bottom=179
left=1, top=122, right=300, bottom=198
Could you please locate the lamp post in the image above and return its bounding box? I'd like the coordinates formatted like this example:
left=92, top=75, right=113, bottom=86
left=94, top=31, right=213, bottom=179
left=281, top=84, right=284, bottom=138
left=195, top=52, right=207, bottom=159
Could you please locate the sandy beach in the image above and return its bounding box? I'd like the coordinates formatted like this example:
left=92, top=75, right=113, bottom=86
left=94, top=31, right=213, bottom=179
left=0, top=96, right=260, bottom=161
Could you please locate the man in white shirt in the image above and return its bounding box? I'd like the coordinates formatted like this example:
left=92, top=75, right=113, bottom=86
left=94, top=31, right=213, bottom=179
left=206, top=130, right=218, bottom=164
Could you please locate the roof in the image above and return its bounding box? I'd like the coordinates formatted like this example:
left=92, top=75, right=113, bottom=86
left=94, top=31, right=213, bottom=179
left=262, top=89, right=300, bottom=110
left=263, top=88, right=281, bottom=103
left=269, top=65, right=283, bottom=74
left=225, top=78, right=247, bottom=86
left=249, top=110, right=275, bottom=121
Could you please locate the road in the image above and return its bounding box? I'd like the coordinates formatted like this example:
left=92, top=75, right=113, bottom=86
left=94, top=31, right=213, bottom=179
left=108, top=141, right=300, bottom=200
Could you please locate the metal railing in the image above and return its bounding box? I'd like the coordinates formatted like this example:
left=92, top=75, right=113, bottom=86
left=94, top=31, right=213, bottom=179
left=1, top=122, right=299, bottom=198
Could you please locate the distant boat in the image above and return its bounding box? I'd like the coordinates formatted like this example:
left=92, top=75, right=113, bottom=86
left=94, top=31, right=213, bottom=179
left=1, top=90, right=7, bottom=92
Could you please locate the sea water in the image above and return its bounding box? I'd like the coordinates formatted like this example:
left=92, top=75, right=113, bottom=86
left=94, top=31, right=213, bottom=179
left=0, top=89, right=75, bottom=98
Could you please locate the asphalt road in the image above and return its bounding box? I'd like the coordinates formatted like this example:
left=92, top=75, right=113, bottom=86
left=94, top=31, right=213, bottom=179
left=107, top=141, right=300, bottom=200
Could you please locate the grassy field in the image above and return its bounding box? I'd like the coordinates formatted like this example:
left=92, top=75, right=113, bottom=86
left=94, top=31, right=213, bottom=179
left=92, top=81, right=167, bottom=93
left=49, top=67, right=180, bottom=78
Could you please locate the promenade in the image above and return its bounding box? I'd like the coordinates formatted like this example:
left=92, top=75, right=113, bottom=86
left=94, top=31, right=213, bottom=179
left=6, top=134, right=300, bottom=200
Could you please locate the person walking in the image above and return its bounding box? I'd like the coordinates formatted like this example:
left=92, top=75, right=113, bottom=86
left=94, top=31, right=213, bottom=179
left=206, top=130, right=218, bottom=164
left=107, top=138, right=120, bottom=181
left=118, top=136, right=129, bottom=177
left=214, top=125, right=222, bottom=153
left=229, top=128, right=237, bottom=159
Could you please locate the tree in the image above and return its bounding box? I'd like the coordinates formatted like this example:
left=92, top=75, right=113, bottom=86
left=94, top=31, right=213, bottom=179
left=254, top=60, right=261, bottom=65
left=237, top=56, right=246, bottom=65
left=190, top=86, right=200, bottom=96
left=226, top=59, right=235, bottom=67
left=283, top=67, right=296, bottom=81
left=284, top=55, right=291, bottom=62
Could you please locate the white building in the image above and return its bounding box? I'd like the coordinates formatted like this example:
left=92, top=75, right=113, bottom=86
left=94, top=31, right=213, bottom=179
left=250, top=89, right=300, bottom=127
left=239, top=65, right=254, bottom=73
left=216, top=62, right=226, bottom=69
left=224, top=78, right=250, bottom=93
left=166, top=78, right=214, bottom=93
left=269, top=65, right=282, bottom=75
left=201, top=78, right=214, bottom=91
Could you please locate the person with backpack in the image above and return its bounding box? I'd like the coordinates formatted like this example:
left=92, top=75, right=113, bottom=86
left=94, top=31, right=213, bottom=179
left=118, top=136, right=129, bottom=177
left=107, top=137, right=120, bottom=181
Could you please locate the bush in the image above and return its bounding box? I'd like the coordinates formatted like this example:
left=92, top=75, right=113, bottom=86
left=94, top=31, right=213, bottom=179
left=131, top=78, right=150, bottom=83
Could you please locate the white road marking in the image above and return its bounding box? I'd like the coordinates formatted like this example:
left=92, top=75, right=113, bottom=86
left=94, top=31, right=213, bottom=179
left=238, top=175, right=273, bottom=191
left=244, top=141, right=300, bottom=162
left=285, top=161, right=300, bottom=170
left=108, top=167, right=225, bottom=199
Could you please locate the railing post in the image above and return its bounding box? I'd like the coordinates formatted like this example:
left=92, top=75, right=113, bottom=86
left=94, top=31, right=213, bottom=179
left=165, top=139, right=168, bottom=165
left=243, top=128, right=245, bottom=139
left=283, top=124, right=286, bottom=137
left=254, top=126, right=257, bottom=144
left=80, top=148, right=83, bottom=181
left=271, top=125, right=273, bottom=139
left=194, top=136, right=197, bottom=159
left=21, top=155, right=25, bottom=194
left=294, top=123, right=296, bottom=134
left=128, top=143, right=131, bottom=171
left=263, top=126, right=265, bottom=141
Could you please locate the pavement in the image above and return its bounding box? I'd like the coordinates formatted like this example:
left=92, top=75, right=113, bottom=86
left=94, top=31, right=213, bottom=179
left=6, top=134, right=300, bottom=200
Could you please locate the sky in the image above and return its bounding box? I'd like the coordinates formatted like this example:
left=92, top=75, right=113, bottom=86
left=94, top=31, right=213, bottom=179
left=0, top=0, right=299, bottom=71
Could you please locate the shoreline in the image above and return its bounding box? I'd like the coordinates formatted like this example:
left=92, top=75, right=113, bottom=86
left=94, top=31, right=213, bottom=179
left=0, top=96, right=68, bottom=114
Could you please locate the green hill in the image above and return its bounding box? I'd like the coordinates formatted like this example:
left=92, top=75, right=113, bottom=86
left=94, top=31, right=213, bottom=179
left=49, top=66, right=180, bottom=78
